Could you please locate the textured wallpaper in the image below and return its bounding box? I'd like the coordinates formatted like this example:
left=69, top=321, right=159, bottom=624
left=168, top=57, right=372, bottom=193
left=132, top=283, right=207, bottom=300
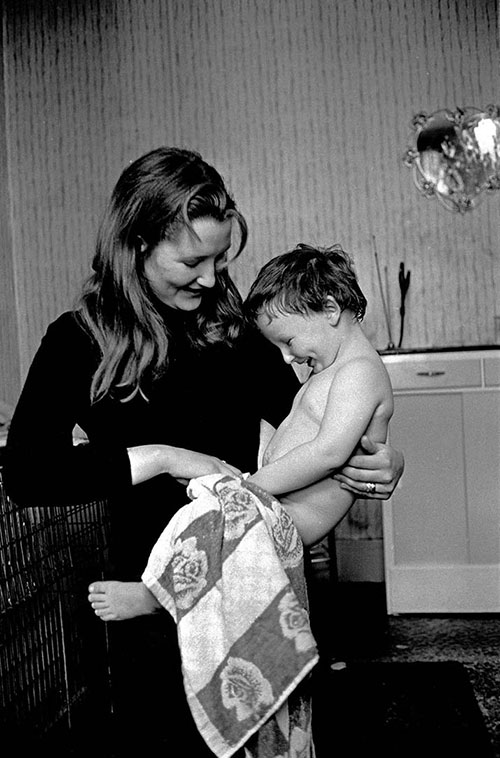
left=1, top=0, right=499, bottom=405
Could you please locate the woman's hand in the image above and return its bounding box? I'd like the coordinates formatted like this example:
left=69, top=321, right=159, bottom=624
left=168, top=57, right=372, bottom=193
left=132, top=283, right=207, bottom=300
left=332, top=434, right=404, bottom=499
left=127, top=444, right=242, bottom=486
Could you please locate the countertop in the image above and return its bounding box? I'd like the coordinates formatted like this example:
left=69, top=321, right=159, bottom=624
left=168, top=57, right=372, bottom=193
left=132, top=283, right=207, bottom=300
left=378, top=345, right=499, bottom=356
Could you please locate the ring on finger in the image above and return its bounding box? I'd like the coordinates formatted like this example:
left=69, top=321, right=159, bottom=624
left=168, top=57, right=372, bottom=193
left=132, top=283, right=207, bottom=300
left=365, top=482, right=376, bottom=494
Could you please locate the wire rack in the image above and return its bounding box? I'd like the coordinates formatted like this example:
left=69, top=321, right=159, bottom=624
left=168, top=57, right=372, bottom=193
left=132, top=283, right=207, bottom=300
left=0, top=468, right=112, bottom=745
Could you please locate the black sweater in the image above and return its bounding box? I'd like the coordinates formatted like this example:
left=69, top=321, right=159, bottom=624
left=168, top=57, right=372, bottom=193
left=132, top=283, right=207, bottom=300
left=4, top=308, right=299, bottom=578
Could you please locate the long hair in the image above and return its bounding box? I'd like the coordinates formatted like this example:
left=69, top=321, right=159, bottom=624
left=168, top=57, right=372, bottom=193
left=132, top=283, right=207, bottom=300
left=77, top=147, right=248, bottom=403
left=245, top=243, right=367, bottom=323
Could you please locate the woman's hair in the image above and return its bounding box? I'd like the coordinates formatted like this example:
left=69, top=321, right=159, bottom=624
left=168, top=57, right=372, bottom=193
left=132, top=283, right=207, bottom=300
left=78, top=147, right=248, bottom=403
left=244, top=243, right=367, bottom=323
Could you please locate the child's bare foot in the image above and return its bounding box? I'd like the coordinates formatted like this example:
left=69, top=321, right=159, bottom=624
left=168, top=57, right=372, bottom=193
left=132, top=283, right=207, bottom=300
left=87, top=580, right=161, bottom=621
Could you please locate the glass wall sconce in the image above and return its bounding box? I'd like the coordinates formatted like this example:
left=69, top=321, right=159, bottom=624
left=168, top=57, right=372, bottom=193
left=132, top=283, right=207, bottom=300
left=403, top=105, right=500, bottom=212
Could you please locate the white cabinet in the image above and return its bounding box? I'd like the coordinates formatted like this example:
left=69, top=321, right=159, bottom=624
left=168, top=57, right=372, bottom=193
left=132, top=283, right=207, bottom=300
left=382, top=350, right=500, bottom=614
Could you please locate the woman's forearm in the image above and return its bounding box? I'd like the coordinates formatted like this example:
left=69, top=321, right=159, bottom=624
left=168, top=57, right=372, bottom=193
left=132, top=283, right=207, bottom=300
left=127, top=444, right=242, bottom=485
left=127, top=444, right=173, bottom=484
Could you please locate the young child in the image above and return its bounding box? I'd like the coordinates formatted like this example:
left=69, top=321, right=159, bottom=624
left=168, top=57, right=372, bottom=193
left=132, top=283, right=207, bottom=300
left=88, top=243, right=394, bottom=620
left=245, top=242, right=394, bottom=545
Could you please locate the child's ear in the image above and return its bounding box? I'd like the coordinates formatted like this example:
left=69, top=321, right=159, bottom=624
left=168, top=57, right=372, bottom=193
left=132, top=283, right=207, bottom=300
left=324, top=295, right=341, bottom=325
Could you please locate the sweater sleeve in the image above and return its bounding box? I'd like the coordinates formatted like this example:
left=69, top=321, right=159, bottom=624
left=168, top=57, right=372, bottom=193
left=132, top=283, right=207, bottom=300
left=3, top=313, right=133, bottom=507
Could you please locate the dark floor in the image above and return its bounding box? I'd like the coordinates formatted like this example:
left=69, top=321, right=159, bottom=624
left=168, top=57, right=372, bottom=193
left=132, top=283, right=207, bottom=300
left=309, top=580, right=500, bottom=757
left=4, top=547, right=499, bottom=756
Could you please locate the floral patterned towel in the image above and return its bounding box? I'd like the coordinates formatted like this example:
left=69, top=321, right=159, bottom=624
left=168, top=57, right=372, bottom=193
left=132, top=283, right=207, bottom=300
left=141, top=473, right=319, bottom=758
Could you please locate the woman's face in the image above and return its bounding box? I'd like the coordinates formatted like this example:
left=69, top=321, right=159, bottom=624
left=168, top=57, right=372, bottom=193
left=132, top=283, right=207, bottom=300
left=144, top=217, right=233, bottom=310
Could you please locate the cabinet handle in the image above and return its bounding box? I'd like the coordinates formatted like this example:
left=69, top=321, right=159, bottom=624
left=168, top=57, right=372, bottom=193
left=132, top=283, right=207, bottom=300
left=416, top=370, right=445, bottom=377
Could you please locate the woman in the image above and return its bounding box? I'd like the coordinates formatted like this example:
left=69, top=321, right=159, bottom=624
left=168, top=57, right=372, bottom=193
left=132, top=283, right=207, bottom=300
left=4, top=147, right=403, bottom=755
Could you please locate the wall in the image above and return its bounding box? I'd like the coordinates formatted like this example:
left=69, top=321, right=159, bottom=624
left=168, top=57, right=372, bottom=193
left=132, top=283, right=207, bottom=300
left=1, top=0, right=499, bottom=410
left=0, top=38, right=19, bottom=406
left=1, top=0, right=498, bottom=580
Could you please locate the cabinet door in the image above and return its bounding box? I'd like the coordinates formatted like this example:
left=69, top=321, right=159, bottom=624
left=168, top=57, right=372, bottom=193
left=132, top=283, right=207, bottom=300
left=462, top=392, right=500, bottom=565
left=383, top=392, right=500, bottom=613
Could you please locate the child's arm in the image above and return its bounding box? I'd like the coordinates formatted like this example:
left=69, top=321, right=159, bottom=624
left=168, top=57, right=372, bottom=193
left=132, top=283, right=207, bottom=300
left=248, top=358, right=392, bottom=496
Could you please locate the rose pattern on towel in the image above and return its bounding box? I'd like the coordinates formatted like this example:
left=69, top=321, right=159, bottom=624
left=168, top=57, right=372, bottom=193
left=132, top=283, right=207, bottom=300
left=269, top=503, right=303, bottom=570
left=241, top=480, right=303, bottom=570
left=278, top=593, right=316, bottom=653
left=215, top=478, right=259, bottom=540
left=142, top=474, right=318, bottom=758
left=220, top=657, right=274, bottom=722
left=171, top=535, right=208, bottom=609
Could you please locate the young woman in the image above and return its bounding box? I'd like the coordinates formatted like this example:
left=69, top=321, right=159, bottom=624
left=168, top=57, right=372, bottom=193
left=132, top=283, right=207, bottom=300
left=4, top=147, right=404, bottom=755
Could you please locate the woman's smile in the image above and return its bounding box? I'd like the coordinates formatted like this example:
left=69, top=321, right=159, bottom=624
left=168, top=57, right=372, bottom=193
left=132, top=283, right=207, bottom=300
left=144, top=217, right=233, bottom=310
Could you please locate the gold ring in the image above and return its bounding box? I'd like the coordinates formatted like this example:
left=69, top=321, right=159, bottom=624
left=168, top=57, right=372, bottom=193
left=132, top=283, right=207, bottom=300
left=366, top=482, right=376, bottom=494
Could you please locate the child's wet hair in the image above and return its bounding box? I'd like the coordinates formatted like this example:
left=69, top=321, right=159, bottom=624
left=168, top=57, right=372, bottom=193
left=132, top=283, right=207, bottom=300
left=244, top=243, right=367, bottom=323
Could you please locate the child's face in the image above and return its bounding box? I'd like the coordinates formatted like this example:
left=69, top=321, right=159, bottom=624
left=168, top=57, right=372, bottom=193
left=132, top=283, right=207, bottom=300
left=256, top=308, right=339, bottom=374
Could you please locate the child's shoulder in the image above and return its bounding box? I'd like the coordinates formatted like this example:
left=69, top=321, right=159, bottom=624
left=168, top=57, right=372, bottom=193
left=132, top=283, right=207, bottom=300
left=334, top=348, right=392, bottom=390
left=338, top=337, right=383, bottom=369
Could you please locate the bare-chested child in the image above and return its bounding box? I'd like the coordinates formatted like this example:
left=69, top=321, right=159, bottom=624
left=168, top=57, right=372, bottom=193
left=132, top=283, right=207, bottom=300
left=88, top=243, right=394, bottom=621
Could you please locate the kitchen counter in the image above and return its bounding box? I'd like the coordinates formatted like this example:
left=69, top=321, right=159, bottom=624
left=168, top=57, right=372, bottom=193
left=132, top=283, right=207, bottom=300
left=379, top=344, right=499, bottom=356
left=380, top=347, right=500, bottom=614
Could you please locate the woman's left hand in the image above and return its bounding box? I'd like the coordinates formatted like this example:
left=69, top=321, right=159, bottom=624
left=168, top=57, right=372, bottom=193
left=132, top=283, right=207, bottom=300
left=333, top=434, right=404, bottom=500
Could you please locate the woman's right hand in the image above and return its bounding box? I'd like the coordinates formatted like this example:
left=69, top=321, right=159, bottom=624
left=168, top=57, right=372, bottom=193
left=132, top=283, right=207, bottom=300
left=333, top=434, right=404, bottom=499
left=127, top=444, right=242, bottom=486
